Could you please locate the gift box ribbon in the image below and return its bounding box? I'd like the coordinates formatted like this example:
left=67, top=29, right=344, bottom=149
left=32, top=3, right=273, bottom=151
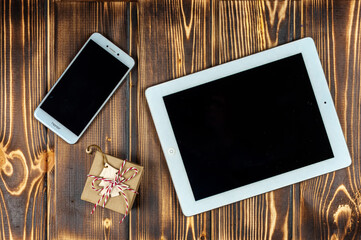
left=87, top=159, right=139, bottom=224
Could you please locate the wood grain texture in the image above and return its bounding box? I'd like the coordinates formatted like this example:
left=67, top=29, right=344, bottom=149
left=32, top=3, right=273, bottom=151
left=135, top=0, right=211, bottom=239
left=58, top=0, right=136, bottom=2
left=47, top=2, right=133, bottom=239
left=1, top=0, right=361, bottom=239
left=296, top=1, right=361, bottom=239
left=0, top=0, right=50, bottom=239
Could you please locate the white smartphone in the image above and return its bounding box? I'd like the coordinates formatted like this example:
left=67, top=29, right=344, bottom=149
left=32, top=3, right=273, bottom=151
left=34, top=33, right=135, bottom=144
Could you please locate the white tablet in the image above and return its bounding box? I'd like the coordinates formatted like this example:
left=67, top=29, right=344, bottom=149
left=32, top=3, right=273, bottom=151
left=145, top=37, right=351, bottom=216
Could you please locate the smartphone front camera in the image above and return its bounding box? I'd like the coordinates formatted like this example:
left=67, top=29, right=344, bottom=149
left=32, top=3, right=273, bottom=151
left=117, top=53, right=120, bottom=56
left=106, top=45, right=109, bottom=47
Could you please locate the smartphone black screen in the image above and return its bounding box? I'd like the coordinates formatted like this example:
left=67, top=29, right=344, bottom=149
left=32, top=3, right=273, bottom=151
left=163, top=53, right=334, bottom=200
left=40, top=40, right=129, bottom=135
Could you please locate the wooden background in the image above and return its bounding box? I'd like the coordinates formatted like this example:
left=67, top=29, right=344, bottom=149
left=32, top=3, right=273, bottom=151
left=1, top=0, right=361, bottom=239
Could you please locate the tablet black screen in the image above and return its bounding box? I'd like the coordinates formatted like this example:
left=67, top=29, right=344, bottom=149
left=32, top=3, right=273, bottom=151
left=163, top=53, right=334, bottom=201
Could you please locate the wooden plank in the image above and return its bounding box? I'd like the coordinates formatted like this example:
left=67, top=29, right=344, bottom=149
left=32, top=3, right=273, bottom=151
left=47, top=2, right=133, bottom=239
left=134, top=0, right=212, bottom=238
left=0, top=0, right=49, bottom=239
left=128, top=1, right=142, bottom=235
left=58, top=0, right=136, bottom=2
left=296, top=0, right=361, bottom=239
left=214, top=1, right=301, bottom=239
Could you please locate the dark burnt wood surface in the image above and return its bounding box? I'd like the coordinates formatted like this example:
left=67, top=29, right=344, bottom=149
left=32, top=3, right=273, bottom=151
left=1, top=0, right=360, bottom=239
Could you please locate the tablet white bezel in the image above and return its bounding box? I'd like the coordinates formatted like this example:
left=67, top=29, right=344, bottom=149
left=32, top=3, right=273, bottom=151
left=34, top=32, right=135, bottom=144
left=145, top=37, right=351, bottom=216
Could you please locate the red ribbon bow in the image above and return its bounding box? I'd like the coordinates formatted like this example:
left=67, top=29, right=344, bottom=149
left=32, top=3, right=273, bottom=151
left=87, top=160, right=138, bottom=224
